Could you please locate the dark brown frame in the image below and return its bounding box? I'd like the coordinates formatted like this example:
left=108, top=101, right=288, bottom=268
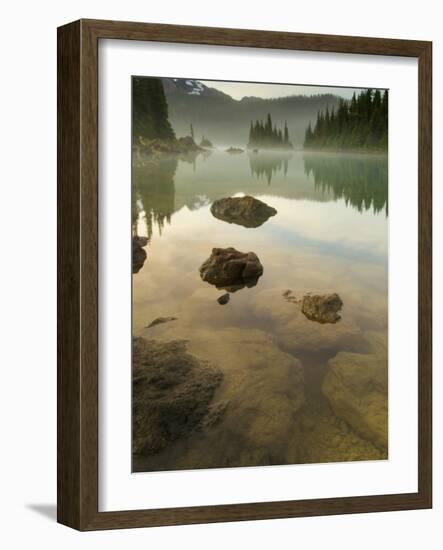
left=57, top=18, right=432, bottom=530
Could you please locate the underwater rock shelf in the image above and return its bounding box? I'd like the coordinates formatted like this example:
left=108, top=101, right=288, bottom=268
left=322, top=332, right=388, bottom=452
left=145, top=316, right=177, bottom=329
left=132, top=337, right=226, bottom=456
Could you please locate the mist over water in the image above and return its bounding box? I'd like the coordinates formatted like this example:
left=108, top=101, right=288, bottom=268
left=132, top=149, right=388, bottom=472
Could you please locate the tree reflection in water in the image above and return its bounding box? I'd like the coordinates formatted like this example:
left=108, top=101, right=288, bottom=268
left=132, top=155, right=178, bottom=239
left=132, top=150, right=388, bottom=243
left=249, top=152, right=290, bottom=185
left=303, top=153, right=388, bottom=215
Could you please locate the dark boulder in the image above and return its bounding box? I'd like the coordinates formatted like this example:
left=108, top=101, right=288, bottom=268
left=217, top=293, right=230, bottom=305
left=132, top=236, right=148, bottom=273
left=199, top=247, right=263, bottom=292
left=210, top=195, right=277, bottom=228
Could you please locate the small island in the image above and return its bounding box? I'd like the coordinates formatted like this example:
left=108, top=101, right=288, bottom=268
left=248, top=114, right=293, bottom=150
left=199, top=135, right=214, bottom=148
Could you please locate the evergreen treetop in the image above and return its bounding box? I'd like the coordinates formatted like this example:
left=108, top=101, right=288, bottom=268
left=248, top=113, right=293, bottom=150
left=132, top=77, right=176, bottom=142
left=304, top=89, right=388, bottom=151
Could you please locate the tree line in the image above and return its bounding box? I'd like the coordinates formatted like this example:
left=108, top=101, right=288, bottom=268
left=132, top=77, right=176, bottom=142
left=248, top=114, right=293, bottom=149
left=304, top=89, right=388, bottom=151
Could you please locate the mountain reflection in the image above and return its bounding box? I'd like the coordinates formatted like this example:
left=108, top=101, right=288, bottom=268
left=303, top=154, right=388, bottom=215
left=249, top=152, right=290, bottom=184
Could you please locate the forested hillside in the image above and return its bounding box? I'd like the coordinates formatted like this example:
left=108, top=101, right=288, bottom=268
left=304, top=89, right=388, bottom=151
left=132, top=77, right=176, bottom=141
left=162, top=78, right=341, bottom=147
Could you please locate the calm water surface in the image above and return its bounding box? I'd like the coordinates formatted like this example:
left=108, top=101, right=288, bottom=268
left=132, top=150, right=388, bottom=471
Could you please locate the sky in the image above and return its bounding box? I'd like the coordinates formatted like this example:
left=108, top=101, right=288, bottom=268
left=200, top=80, right=366, bottom=100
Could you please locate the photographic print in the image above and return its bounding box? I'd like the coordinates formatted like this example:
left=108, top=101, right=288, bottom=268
left=131, top=76, right=388, bottom=473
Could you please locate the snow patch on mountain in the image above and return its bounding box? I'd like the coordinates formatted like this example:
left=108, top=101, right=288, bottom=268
left=185, top=79, right=205, bottom=95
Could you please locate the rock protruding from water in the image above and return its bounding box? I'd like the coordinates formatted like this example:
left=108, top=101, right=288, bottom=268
left=132, top=337, right=224, bottom=456
left=217, top=293, right=230, bottom=305
left=301, top=293, right=343, bottom=324
left=132, top=236, right=148, bottom=274
left=322, top=332, right=388, bottom=452
left=211, top=195, right=277, bottom=228
left=199, top=247, right=263, bottom=292
left=226, top=147, right=244, bottom=154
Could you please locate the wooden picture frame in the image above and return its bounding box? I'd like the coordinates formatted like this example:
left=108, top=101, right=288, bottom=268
left=57, top=18, right=432, bottom=530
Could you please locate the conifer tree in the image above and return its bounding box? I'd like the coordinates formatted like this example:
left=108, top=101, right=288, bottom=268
left=304, top=89, right=388, bottom=151
left=247, top=114, right=292, bottom=149
left=132, top=77, right=175, bottom=142
left=284, top=122, right=289, bottom=145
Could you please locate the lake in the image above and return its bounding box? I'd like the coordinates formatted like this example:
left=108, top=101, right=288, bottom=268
left=132, top=149, right=388, bottom=472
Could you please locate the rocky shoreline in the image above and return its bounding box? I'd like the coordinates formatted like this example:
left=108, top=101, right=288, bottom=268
left=134, top=136, right=203, bottom=159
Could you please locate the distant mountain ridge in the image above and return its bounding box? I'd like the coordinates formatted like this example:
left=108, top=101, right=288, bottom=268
left=161, top=78, right=342, bottom=147
left=162, top=78, right=232, bottom=99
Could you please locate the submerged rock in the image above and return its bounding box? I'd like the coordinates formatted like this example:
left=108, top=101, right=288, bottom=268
left=132, top=337, right=224, bottom=456
left=322, top=332, right=388, bottom=452
left=217, top=293, right=230, bottom=305
left=201, top=400, right=230, bottom=428
left=210, top=195, right=277, bottom=228
left=301, top=293, right=343, bottom=324
left=132, top=236, right=148, bottom=274
left=282, top=289, right=301, bottom=304
left=190, top=328, right=305, bottom=465
left=145, top=316, right=177, bottom=328
left=199, top=247, right=263, bottom=292
left=132, top=327, right=306, bottom=472
left=253, top=288, right=363, bottom=355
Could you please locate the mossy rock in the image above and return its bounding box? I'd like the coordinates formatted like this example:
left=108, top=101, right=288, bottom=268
left=132, top=337, right=224, bottom=456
